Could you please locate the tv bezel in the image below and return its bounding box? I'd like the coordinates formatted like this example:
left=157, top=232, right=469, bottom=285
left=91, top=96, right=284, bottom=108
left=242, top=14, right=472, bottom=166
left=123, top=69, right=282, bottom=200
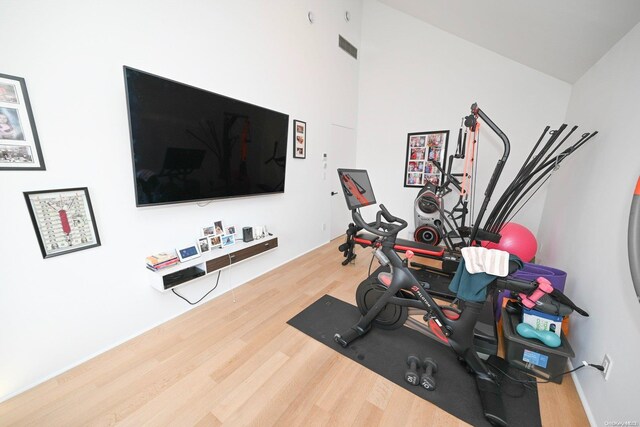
left=123, top=66, right=289, bottom=207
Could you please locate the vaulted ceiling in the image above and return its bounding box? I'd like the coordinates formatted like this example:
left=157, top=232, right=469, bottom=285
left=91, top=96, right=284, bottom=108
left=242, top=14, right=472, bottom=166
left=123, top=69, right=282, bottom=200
left=380, top=0, right=640, bottom=83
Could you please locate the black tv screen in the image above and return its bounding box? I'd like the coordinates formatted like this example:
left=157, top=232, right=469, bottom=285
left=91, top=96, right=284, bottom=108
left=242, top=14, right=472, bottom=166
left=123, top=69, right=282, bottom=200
left=124, top=67, right=289, bottom=206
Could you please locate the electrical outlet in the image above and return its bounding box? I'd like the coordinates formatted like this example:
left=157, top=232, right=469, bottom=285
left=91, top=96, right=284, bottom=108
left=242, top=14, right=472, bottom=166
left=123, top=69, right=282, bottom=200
left=602, top=354, right=613, bottom=380
left=322, top=223, right=326, bottom=231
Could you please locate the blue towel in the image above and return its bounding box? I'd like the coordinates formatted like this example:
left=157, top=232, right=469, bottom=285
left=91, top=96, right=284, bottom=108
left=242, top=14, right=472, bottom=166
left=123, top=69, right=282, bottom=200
left=449, top=255, right=523, bottom=302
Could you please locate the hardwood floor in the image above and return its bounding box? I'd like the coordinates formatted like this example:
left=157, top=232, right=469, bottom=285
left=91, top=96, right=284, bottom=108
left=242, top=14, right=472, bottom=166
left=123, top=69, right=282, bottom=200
left=0, top=239, right=588, bottom=426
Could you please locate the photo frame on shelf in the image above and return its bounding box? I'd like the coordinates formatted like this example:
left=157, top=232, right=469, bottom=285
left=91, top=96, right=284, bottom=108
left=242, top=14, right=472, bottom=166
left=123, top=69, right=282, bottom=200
left=201, top=226, right=215, bottom=236
left=24, top=187, right=100, bottom=258
left=225, top=225, right=237, bottom=236
left=404, top=130, right=449, bottom=188
left=221, top=233, right=236, bottom=247
left=213, top=220, right=224, bottom=236
left=175, top=243, right=201, bottom=262
left=209, top=234, right=222, bottom=248
left=0, top=73, right=46, bottom=170
left=198, top=237, right=210, bottom=253
left=293, top=119, right=306, bottom=159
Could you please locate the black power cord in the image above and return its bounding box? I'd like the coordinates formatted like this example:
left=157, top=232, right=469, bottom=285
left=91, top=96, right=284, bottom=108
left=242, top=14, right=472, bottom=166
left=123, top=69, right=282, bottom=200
left=171, top=270, right=221, bottom=305
left=487, top=359, right=604, bottom=386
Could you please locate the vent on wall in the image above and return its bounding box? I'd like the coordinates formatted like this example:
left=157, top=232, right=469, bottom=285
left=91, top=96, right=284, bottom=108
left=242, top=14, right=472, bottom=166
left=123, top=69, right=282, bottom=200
left=338, top=35, right=358, bottom=59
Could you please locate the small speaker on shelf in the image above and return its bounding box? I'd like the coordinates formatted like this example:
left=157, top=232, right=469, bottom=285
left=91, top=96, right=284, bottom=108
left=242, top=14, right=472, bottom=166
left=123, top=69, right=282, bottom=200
left=242, top=227, right=253, bottom=242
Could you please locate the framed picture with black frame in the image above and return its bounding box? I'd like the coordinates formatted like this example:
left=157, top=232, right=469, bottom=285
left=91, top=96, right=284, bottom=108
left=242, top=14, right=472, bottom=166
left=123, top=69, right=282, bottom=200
left=0, top=73, right=46, bottom=170
left=293, top=119, right=306, bottom=159
left=404, top=130, right=449, bottom=188
left=24, top=187, right=101, bottom=258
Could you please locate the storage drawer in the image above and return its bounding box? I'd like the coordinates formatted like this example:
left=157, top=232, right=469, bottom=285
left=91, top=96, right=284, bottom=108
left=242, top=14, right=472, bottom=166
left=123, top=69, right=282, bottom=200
left=230, top=238, right=278, bottom=264
left=206, top=254, right=231, bottom=273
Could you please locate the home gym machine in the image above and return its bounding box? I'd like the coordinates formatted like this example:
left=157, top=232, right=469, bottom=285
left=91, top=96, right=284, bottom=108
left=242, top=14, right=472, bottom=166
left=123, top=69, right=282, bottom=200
left=340, top=102, right=598, bottom=277
left=339, top=102, right=505, bottom=272
left=338, top=103, right=512, bottom=356
left=333, top=168, right=588, bottom=427
left=414, top=115, right=481, bottom=249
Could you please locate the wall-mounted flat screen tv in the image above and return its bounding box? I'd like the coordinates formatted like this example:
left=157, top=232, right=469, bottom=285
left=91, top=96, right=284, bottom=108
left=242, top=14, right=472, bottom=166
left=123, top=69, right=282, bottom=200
left=124, top=66, right=289, bottom=206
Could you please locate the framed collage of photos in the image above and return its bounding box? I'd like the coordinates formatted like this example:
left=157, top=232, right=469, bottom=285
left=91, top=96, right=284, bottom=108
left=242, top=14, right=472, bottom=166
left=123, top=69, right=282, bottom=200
left=403, top=130, right=449, bottom=188
left=0, top=73, right=45, bottom=170
left=293, top=119, right=306, bottom=159
left=24, top=188, right=101, bottom=258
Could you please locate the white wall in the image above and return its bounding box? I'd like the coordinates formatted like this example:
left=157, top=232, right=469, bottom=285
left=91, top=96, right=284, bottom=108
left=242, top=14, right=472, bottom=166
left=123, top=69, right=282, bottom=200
left=0, top=0, right=363, bottom=401
left=356, top=1, right=572, bottom=238
left=536, top=22, right=640, bottom=425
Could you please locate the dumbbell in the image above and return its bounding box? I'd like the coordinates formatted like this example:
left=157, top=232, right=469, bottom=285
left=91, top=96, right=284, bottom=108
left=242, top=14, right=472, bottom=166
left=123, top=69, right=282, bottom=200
left=420, top=357, right=438, bottom=391
left=405, top=355, right=421, bottom=386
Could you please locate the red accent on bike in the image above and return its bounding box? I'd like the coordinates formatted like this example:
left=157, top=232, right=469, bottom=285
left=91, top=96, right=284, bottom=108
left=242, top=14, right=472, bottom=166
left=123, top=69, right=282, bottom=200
left=354, top=237, right=372, bottom=245
left=378, top=274, right=391, bottom=286
left=442, top=308, right=460, bottom=320
left=394, top=244, right=444, bottom=256
left=428, top=318, right=449, bottom=344
left=59, top=210, right=71, bottom=234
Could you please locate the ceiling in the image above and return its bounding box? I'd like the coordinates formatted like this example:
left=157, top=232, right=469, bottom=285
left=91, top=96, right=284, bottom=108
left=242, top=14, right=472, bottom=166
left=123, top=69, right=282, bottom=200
left=379, top=0, right=640, bottom=83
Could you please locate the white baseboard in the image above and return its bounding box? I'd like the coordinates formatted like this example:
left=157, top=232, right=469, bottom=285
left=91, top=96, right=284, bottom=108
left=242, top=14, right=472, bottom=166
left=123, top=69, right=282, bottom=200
left=569, top=360, right=596, bottom=426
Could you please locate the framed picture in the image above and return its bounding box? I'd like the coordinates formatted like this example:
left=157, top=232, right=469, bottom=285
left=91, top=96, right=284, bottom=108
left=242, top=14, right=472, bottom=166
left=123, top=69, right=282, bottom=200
left=24, top=187, right=100, bottom=258
left=209, top=234, right=222, bottom=248
left=404, top=130, right=449, bottom=188
left=175, top=244, right=201, bottom=262
left=0, top=73, right=45, bottom=170
left=198, top=237, right=210, bottom=253
left=221, top=233, right=236, bottom=248
left=213, top=220, right=224, bottom=236
left=201, top=226, right=215, bottom=236
left=293, top=119, right=306, bottom=159
left=225, top=225, right=237, bottom=236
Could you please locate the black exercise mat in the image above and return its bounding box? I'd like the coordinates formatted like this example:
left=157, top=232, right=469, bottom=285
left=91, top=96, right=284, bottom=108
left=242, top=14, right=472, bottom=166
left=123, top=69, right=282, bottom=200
left=287, top=294, right=541, bottom=427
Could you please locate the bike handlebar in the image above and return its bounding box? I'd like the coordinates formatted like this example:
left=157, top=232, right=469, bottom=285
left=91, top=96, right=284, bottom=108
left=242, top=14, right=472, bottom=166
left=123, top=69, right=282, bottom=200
left=352, top=204, right=408, bottom=237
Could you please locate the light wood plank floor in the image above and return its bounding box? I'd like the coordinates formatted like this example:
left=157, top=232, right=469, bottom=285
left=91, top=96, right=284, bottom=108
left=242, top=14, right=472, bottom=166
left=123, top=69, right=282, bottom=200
left=0, top=239, right=588, bottom=426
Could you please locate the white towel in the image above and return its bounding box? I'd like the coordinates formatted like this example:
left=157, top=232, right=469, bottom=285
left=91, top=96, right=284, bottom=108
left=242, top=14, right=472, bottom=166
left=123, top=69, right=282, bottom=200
left=461, top=247, right=510, bottom=277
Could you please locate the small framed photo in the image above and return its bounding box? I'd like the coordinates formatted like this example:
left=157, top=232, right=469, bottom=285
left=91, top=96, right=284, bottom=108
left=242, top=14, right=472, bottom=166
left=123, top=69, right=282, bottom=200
left=404, top=130, right=449, bottom=188
left=221, top=233, right=236, bottom=248
left=176, top=244, right=201, bottom=262
left=202, top=226, right=216, bottom=236
left=24, top=187, right=100, bottom=258
left=225, top=225, right=237, bottom=236
left=198, top=237, right=210, bottom=253
left=293, top=119, right=306, bottom=159
left=0, top=73, right=46, bottom=170
left=213, top=220, right=225, bottom=236
left=209, top=234, right=222, bottom=248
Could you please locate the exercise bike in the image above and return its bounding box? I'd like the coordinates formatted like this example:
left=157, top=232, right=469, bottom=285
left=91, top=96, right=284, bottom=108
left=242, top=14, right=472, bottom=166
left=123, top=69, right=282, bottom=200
left=333, top=169, right=587, bottom=427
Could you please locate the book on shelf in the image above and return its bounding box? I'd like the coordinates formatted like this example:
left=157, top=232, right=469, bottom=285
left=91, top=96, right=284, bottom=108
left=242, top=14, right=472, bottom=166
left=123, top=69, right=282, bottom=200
left=146, top=258, right=179, bottom=271
left=146, top=251, right=176, bottom=264
left=146, top=252, right=179, bottom=269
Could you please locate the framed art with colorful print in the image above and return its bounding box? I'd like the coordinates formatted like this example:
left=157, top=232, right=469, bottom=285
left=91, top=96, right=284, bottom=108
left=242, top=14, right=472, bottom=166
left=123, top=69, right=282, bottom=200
left=404, top=130, right=449, bottom=188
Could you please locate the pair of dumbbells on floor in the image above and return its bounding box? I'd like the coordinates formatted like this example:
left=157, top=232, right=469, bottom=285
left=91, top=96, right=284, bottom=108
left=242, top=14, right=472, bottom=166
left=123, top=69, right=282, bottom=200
left=405, top=355, right=438, bottom=390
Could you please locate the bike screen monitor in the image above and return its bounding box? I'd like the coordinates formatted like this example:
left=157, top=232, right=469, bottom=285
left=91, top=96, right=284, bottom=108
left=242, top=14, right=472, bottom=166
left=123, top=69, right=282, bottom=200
left=337, top=169, right=377, bottom=210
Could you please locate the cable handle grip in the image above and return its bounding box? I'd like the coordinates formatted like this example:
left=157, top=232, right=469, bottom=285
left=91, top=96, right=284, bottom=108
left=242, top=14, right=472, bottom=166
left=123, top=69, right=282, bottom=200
left=519, top=277, right=554, bottom=309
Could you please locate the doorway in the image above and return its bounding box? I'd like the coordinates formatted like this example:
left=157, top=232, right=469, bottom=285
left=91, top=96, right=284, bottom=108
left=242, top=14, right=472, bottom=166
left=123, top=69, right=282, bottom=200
left=328, top=124, right=357, bottom=240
